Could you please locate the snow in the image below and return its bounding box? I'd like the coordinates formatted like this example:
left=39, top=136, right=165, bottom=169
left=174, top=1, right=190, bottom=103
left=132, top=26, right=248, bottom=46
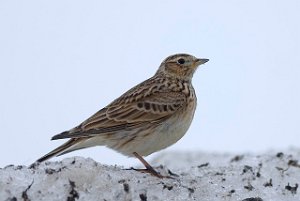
left=1, top=150, right=300, bottom=201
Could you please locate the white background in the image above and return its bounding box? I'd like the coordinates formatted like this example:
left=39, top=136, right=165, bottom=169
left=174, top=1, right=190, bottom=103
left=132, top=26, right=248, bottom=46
left=0, top=0, right=299, bottom=167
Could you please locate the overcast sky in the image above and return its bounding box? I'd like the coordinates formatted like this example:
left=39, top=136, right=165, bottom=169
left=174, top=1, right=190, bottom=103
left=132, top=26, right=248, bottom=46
left=1, top=0, right=299, bottom=167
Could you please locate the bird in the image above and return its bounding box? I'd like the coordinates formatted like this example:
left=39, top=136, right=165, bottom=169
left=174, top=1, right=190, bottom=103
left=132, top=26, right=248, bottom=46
left=32, top=53, right=209, bottom=178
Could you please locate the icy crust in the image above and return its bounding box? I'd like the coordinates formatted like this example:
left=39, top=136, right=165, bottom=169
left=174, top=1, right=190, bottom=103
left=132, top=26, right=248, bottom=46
left=1, top=150, right=300, bottom=201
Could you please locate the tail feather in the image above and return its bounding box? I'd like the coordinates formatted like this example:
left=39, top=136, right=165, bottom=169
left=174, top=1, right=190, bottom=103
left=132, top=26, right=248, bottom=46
left=32, top=138, right=81, bottom=165
left=30, top=129, right=99, bottom=168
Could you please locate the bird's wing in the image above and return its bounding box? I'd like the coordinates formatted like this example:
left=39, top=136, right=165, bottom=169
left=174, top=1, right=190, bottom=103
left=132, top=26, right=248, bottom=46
left=52, top=89, right=187, bottom=140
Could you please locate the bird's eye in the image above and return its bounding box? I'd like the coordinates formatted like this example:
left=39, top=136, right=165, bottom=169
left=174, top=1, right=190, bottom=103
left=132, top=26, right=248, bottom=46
left=177, top=58, right=185, bottom=65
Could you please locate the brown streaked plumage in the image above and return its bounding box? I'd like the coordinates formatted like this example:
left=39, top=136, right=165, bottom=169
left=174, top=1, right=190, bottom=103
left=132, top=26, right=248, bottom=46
left=32, top=53, right=209, bottom=178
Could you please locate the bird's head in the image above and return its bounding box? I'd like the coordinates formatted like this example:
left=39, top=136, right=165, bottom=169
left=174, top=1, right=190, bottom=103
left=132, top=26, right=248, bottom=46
left=156, top=53, right=209, bottom=80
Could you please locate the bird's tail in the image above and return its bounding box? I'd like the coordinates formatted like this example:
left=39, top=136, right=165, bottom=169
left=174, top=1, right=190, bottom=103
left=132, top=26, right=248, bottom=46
left=30, top=138, right=83, bottom=167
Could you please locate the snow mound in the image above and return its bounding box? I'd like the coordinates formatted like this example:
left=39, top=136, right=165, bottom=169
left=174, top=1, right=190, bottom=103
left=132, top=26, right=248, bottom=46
left=1, top=150, right=300, bottom=201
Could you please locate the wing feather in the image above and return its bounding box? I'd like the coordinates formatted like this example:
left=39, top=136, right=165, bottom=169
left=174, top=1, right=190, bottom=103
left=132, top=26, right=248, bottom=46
left=52, top=78, right=187, bottom=140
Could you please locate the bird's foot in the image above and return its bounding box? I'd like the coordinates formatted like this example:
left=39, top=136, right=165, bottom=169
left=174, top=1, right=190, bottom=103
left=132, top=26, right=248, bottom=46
left=125, top=167, right=175, bottom=179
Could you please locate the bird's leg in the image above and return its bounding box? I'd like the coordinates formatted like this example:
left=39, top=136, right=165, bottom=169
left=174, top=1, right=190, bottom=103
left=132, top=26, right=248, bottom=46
left=131, top=152, right=172, bottom=179
left=133, top=152, right=159, bottom=175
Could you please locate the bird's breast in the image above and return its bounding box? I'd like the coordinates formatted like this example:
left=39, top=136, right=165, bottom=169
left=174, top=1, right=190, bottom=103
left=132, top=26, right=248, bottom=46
left=137, top=96, right=197, bottom=156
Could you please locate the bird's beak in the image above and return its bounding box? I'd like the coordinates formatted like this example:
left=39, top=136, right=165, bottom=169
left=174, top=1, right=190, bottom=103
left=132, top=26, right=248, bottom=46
left=195, top=58, right=209, bottom=66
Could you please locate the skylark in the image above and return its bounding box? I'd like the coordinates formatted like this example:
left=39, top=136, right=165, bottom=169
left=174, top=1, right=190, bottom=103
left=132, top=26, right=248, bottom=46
left=33, top=53, right=209, bottom=178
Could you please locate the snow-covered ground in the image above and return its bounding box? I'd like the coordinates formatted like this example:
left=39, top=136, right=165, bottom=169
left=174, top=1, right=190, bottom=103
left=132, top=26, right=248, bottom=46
left=1, top=149, right=300, bottom=201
